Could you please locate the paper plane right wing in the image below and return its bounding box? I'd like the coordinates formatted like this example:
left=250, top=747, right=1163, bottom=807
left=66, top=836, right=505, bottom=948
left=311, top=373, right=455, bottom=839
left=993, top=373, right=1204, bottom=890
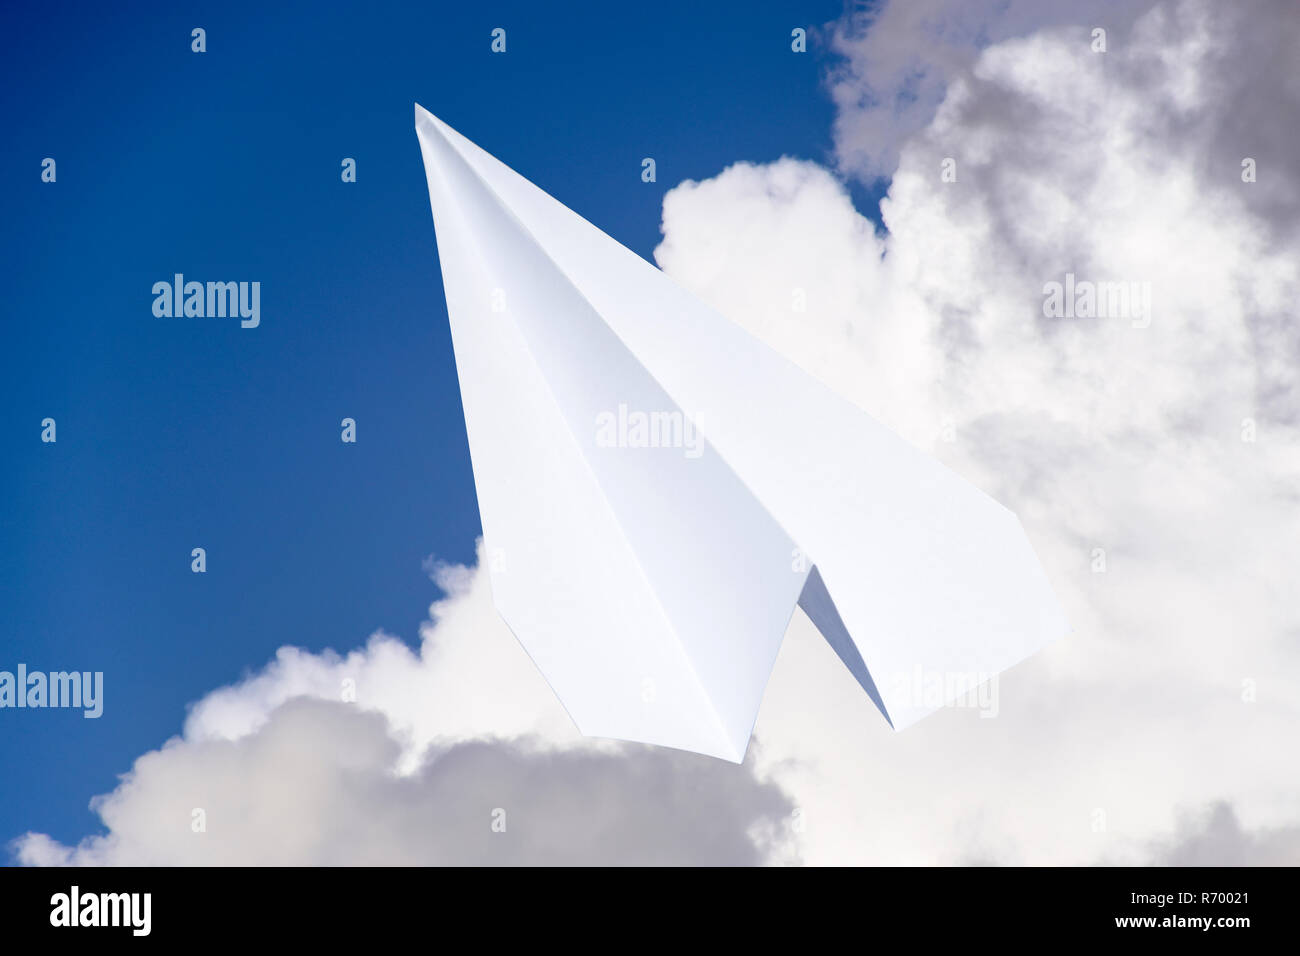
left=415, top=105, right=1067, bottom=761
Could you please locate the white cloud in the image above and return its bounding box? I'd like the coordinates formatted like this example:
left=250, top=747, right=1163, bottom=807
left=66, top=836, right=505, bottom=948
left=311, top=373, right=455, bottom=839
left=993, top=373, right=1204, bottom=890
left=15, top=0, right=1300, bottom=866
left=181, top=555, right=583, bottom=765
left=824, top=0, right=1150, bottom=180
left=657, top=0, right=1300, bottom=864
left=1147, top=801, right=1300, bottom=866
left=14, top=549, right=799, bottom=866
left=17, top=698, right=795, bottom=866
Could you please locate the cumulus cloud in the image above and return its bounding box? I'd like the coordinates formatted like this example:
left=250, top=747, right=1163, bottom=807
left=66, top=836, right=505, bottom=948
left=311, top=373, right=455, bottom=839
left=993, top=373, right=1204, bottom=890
left=1148, top=802, right=1300, bottom=866
left=659, top=0, right=1300, bottom=865
left=18, top=699, right=794, bottom=866
left=14, top=553, right=799, bottom=866
left=825, top=0, right=1149, bottom=180
left=14, top=0, right=1300, bottom=866
left=180, top=555, right=581, bottom=763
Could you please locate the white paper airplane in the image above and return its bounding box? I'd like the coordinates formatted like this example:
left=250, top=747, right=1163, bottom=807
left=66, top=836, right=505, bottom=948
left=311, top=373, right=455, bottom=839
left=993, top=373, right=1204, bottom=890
left=414, top=104, right=1066, bottom=762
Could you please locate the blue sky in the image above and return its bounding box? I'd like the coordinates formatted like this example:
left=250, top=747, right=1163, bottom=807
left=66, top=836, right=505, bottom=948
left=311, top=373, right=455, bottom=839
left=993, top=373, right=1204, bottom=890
left=1, top=0, right=857, bottom=853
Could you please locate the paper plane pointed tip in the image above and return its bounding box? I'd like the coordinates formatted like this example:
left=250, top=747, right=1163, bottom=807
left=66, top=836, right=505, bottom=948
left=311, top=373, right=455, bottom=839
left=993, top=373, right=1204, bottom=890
left=414, top=104, right=458, bottom=139
left=413, top=103, right=448, bottom=135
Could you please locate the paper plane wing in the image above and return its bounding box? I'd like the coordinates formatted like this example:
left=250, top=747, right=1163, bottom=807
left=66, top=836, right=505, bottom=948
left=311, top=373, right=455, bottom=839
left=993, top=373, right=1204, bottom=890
left=414, top=104, right=1066, bottom=761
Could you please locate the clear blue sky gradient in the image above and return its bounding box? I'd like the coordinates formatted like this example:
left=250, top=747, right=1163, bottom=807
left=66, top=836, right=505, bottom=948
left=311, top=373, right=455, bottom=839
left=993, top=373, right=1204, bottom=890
left=1, top=0, right=879, bottom=852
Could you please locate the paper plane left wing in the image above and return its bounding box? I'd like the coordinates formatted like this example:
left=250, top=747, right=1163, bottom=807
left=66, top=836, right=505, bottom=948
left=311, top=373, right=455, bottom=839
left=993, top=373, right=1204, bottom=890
left=415, top=105, right=808, bottom=762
